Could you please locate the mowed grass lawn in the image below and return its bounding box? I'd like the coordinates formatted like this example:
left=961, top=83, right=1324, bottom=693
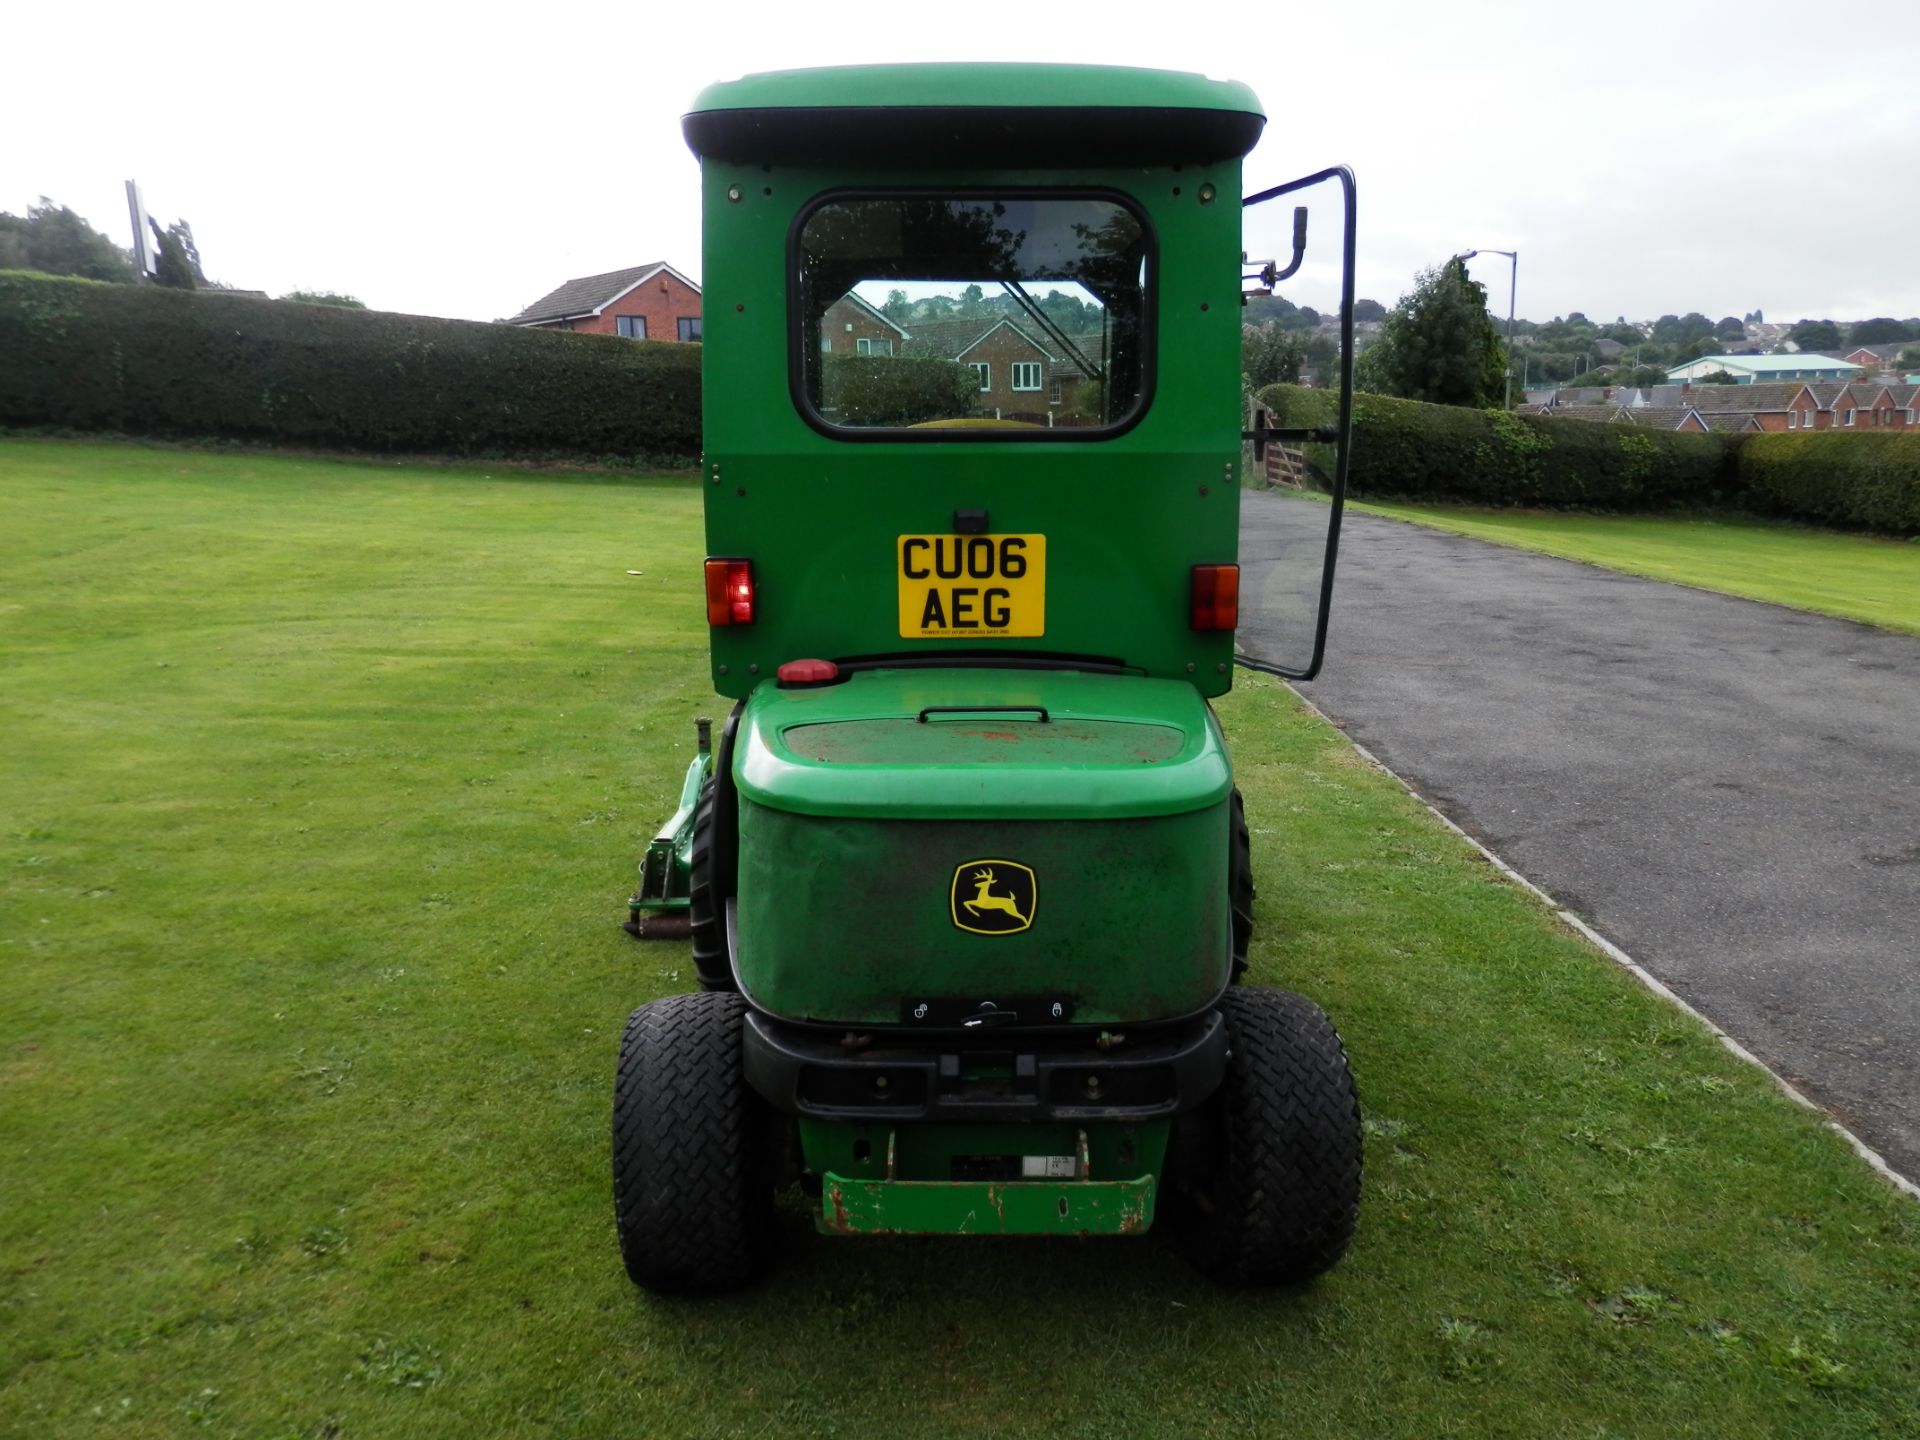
left=1356, top=501, right=1920, bottom=638
left=3, top=437, right=1918, bottom=1440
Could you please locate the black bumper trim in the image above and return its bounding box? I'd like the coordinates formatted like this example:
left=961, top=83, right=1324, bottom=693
left=742, top=1010, right=1227, bottom=1124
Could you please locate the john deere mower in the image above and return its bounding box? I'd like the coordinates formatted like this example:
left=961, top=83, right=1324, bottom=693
left=616, top=62, right=1360, bottom=1292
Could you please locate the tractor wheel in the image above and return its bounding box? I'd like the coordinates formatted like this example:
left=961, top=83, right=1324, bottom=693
left=1229, top=786, right=1254, bottom=978
left=1178, top=986, right=1362, bottom=1285
left=612, top=991, right=771, bottom=1294
left=687, top=779, right=734, bottom=992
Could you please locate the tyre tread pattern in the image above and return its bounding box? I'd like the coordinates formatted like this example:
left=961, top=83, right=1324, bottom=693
left=611, top=991, right=768, bottom=1293
left=1229, top=786, right=1255, bottom=977
left=687, top=780, right=734, bottom=992
left=1187, top=986, right=1362, bottom=1284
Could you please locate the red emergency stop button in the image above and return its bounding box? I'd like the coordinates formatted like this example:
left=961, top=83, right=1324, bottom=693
left=776, top=658, right=840, bottom=688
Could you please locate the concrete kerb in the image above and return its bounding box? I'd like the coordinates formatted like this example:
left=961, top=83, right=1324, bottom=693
left=1283, top=681, right=1920, bottom=1204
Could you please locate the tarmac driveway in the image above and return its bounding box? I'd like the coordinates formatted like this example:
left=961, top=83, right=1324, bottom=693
left=1240, top=493, right=1920, bottom=1181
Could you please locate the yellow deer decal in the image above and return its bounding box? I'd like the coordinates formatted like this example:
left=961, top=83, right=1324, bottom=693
left=961, top=867, right=1028, bottom=924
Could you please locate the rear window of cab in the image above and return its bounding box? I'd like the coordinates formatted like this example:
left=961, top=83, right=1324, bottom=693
left=793, top=193, right=1153, bottom=439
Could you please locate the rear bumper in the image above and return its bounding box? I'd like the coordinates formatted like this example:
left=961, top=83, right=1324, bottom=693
left=822, top=1170, right=1155, bottom=1236
left=743, top=1008, right=1227, bottom=1124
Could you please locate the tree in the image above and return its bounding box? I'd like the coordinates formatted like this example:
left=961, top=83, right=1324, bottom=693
left=0, top=198, right=135, bottom=281
left=150, top=217, right=205, bottom=290
left=1353, top=297, right=1386, bottom=323
left=1241, top=322, right=1304, bottom=388
left=281, top=290, right=366, bottom=308
left=1672, top=335, right=1713, bottom=364
left=1651, top=311, right=1714, bottom=345
left=881, top=288, right=911, bottom=323
left=1715, top=316, right=1745, bottom=339
left=1697, top=370, right=1739, bottom=384
left=1898, top=346, right=1920, bottom=372
left=1788, top=318, right=1842, bottom=351
left=1847, top=317, right=1916, bottom=346
left=1352, top=258, right=1507, bottom=407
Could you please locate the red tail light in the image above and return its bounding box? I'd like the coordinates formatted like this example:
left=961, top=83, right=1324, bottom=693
left=1190, top=564, right=1239, bottom=632
left=705, top=558, right=754, bottom=626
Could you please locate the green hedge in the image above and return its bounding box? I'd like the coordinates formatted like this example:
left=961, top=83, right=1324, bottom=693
left=1256, top=383, right=1740, bottom=509
left=819, top=354, right=980, bottom=427
left=0, top=270, right=701, bottom=463
left=1737, top=431, right=1920, bottom=534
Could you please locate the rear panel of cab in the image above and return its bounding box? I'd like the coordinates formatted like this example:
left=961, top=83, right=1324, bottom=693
left=695, top=157, right=1246, bottom=696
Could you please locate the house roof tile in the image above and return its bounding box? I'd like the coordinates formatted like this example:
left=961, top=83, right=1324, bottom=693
left=901, top=316, right=1104, bottom=376
left=1683, top=382, right=1800, bottom=412
left=1539, top=405, right=1622, bottom=423
left=507, top=262, right=695, bottom=325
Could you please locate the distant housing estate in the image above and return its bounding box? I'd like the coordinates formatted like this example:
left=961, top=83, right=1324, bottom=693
left=1535, top=380, right=1917, bottom=432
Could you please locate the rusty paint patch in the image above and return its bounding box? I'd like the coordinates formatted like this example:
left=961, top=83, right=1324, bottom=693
left=825, top=1183, right=851, bottom=1234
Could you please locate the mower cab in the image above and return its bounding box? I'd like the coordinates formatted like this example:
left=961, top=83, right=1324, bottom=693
left=614, top=63, right=1361, bottom=1293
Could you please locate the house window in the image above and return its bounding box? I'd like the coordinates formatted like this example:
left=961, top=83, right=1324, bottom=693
left=1843, top=408, right=1854, bottom=426
left=1049, top=378, right=1063, bottom=404
left=795, top=192, right=1151, bottom=437
left=856, top=337, right=894, bottom=357
left=1787, top=412, right=1797, bottom=429
left=616, top=316, right=647, bottom=339
left=677, top=316, right=702, bottom=342
left=969, top=362, right=991, bottom=391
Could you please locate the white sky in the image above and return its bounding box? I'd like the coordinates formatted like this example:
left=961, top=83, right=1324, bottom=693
left=7, top=0, right=1917, bottom=327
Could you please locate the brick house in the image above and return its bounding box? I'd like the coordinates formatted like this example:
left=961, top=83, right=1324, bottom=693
left=900, top=316, right=1097, bottom=419
left=1841, top=342, right=1913, bottom=371
left=507, top=262, right=702, bottom=341
left=1863, top=382, right=1915, bottom=429
left=820, top=293, right=911, bottom=355
left=1683, top=382, right=1802, bottom=432
left=1783, top=382, right=1881, bottom=430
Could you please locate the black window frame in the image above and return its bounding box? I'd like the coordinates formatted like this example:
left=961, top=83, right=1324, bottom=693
left=617, top=315, right=647, bottom=339
left=787, top=186, right=1157, bottom=443
left=678, top=315, right=702, bottom=341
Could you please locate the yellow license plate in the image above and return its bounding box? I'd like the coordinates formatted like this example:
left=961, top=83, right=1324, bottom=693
left=897, top=534, right=1046, bottom=639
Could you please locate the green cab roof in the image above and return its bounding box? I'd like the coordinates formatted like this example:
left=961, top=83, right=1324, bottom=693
left=683, top=63, right=1265, bottom=168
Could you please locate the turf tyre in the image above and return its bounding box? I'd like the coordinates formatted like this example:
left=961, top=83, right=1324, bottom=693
left=687, top=779, right=734, bottom=992
left=612, top=990, right=770, bottom=1293
left=1229, top=786, right=1254, bottom=977
left=1180, top=986, right=1362, bottom=1285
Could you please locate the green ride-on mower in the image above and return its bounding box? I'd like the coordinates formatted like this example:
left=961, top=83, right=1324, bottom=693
left=617, top=63, right=1361, bottom=1292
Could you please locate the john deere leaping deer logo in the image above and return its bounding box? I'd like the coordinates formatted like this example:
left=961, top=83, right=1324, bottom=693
left=950, top=860, right=1037, bottom=935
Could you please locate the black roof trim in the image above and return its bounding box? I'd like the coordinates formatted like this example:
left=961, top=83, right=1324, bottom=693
left=683, top=105, right=1264, bottom=167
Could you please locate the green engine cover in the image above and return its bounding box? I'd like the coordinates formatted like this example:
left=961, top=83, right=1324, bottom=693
left=731, top=668, right=1231, bottom=1024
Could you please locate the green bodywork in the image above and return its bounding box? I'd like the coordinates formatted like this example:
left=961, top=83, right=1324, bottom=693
left=691, top=66, right=1255, bottom=699
left=805, top=1118, right=1169, bottom=1236
left=687, top=63, right=1262, bottom=117
left=626, top=724, right=710, bottom=925
left=666, top=64, right=1270, bottom=1236
left=731, top=670, right=1230, bottom=1025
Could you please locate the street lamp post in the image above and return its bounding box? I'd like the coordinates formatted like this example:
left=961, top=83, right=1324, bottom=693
left=1457, top=248, right=1519, bottom=409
